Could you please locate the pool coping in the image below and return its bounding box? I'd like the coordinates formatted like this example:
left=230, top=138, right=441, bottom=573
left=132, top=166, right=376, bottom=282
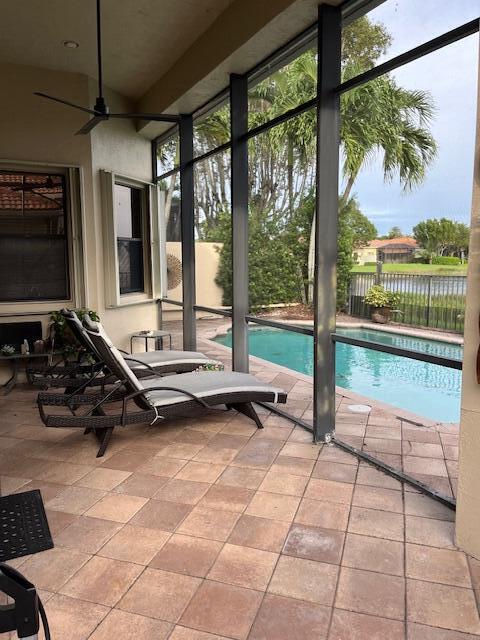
left=205, top=318, right=463, bottom=345
left=197, top=322, right=459, bottom=429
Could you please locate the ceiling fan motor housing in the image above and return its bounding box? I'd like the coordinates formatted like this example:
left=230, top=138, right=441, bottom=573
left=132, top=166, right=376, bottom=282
left=94, top=96, right=109, bottom=115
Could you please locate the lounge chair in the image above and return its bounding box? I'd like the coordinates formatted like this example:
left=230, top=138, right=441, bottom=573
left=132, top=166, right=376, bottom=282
left=37, top=317, right=287, bottom=456
left=28, top=309, right=223, bottom=389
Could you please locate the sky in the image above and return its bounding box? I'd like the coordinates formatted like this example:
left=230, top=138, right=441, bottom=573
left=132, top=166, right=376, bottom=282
left=347, top=0, right=479, bottom=236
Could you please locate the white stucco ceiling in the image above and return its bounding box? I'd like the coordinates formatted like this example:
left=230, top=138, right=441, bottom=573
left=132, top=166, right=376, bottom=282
left=0, top=0, right=236, bottom=99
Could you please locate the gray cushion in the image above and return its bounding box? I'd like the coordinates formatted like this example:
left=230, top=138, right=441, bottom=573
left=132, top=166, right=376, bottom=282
left=125, top=351, right=222, bottom=370
left=140, top=371, right=284, bottom=407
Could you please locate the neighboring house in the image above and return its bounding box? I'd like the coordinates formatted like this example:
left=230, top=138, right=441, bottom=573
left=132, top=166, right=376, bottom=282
left=354, top=237, right=419, bottom=264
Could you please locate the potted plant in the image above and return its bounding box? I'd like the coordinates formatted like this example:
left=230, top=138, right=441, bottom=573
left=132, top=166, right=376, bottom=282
left=48, top=308, right=99, bottom=358
left=363, top=285, right=400, bottom=324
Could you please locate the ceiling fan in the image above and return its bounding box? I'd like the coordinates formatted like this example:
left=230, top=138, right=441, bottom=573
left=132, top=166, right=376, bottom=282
left=34, top=0, right=180, bottom=135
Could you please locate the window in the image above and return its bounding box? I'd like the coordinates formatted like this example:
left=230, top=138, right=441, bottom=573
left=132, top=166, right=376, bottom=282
left=100, top=170, right=159, bottom=307
left=115, top=183, right=145, bottom=294
left=0, top=170, right=69, bottom=302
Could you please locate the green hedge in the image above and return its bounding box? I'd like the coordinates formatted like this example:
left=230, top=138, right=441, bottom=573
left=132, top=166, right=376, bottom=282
left=431, top=256, right=462, bottom=265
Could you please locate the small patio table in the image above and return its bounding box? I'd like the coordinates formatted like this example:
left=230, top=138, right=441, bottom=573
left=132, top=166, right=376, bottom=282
left=0, top=351, right=64, bottom=394
left=130, top=329, right=172, bottom=353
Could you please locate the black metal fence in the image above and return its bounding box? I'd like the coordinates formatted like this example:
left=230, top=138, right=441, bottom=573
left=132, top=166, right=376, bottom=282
left=349, top=272, right=466, bottom=333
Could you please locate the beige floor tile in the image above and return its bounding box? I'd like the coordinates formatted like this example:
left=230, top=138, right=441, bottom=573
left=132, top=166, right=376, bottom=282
left=352, top=484, right=403, bottom=513
left=216, top=466, right=266, bottom=489
left=405, top=515, right=455, bottom=549
left=176, top=461, right=226, bottom=483
left=89, top=609, right=172, bottom=640
left=151, top=534, right=222, bottom=577
left=112, top=472, right=169, bottom=497
left=407, top=622, right=480, bottom=640
left=130, top=498, right=192, bottom=531
left=178, top=506, right=240, bottom=541
left=168, top=626, right=231, bottom=639
left=99, top=524, right=170, bottom=564
left=45, top=485, right=106, bottom=515
left=179, top=580, right=263, bottom=640
left=406, top=544, right=472, bottom=587
left=119, top=567, right=201, bottom=622
left=407, top=579, right=480, bottom=635
left=40, top=594, right=108, bottom=640
left=54, top=515, right=122, bottom=553
left=20, top=547, right=90, bottom=592
left=85, top=493, right=148, bottom=522
left=35, top=461, right=93, bottom=485
left=246, top=491, right=300, bottom=523
left=404, top=493, right=455, bottom=522
left=268, top=555, right=338, bottom=605
left=355, top=466, right=401, bottom=490
left=249, top=593, right=330, bottom=640
left=138, top=456, right=187, bottom=477
left=208, top=543, right=278, bottom=590
left=336, top=566, right=405, bottom=620
left=342, top=533, right=404, bottom=576
left=157, top=442, right=205, bottom=460
left=312, top=461, right=357, bottom=483
left=304, top=477, right=354, bottom=504
left=348, top=506, right=404, bottom=541
left=101, top=450, right=153, bottom=472
left=329, top=609, right=405, bottom=640
left=258, top=470, right=308, bottom=496
left=59, top=555, right=143, bottom=606
left=75, top=467, right=131, bottom=491
left=280, top=442, right=320, bottom=460
left=270, top=455, right=315, bottom=477
left=198, top=484, right=254, bottom=512
left=227, top=514, right=290, bottom=552
left=283, top=524, right=344, bottom=564
left=403, top=456, right=448, bottom=478
left=295, top=498, right=350, bottom=531
left=154, top=478, right=211, bottom=504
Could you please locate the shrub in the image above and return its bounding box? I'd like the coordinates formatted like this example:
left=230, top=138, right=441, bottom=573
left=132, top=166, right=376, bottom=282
left=363, top=285, right=400, bottom=309
left=431, top=256, right=461, bottom=265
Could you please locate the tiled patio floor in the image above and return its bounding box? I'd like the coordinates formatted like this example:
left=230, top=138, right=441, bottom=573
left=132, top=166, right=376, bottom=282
left=195, top=318, right=460, bottom=500
left=0, top=323, right=478, bottom=639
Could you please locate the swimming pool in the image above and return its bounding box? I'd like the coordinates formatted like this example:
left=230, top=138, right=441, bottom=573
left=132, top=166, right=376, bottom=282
left=214, top=326, right=463, bottom=423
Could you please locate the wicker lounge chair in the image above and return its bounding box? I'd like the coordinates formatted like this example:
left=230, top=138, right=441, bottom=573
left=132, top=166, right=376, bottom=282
left=37, top=317, right=287, bottom=456
left=28, top=309, right=223, bottom=389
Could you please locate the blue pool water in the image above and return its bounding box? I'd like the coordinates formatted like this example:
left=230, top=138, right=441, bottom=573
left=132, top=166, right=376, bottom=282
left=215, top=327, right=463, bottom=423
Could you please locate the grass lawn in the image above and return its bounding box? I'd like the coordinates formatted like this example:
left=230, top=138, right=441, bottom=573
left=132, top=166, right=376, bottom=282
left=351, top=263, right=467, bottom=275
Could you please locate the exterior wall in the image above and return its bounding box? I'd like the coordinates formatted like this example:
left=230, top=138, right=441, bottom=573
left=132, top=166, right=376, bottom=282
left=88, top=79, right=158, bottom=351
left=0, top=61, right=157, bottom=380
left=456, top=42, right=480, bottom=559
left=354, top=246, right=377, bottom=265
left=165, top=241, right=223, bottom=310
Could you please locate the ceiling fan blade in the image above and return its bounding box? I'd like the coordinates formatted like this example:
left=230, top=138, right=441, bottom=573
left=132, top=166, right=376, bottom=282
left=109, top=112, right=180, bottom=123
left=75, top=116, right=106, bottom=135
left=34, top=92, right=97, bottom=115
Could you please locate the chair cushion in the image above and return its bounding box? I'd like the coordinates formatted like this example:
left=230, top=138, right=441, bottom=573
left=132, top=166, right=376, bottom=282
left=140, top=371, right=285, bottom=407
left=126, top=351, right=222, bottom=370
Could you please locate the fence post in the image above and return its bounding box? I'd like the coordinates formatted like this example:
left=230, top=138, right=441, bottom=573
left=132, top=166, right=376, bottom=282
left=375, top=261, right=382, bottom=285
left=426, top=276, right=432, bottom=327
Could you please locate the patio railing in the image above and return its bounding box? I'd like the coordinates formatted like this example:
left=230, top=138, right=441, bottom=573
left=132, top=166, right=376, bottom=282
left=348, top=272, right=467, bottom=333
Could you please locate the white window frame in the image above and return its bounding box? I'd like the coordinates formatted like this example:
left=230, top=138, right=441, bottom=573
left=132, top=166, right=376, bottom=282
left=0, top=160, right=85, bottom=316
left=100, top=170, right=160, bottom=308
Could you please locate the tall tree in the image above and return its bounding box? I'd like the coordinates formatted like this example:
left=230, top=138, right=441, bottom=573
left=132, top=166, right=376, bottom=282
left=388, top=226, right=403, bottom=238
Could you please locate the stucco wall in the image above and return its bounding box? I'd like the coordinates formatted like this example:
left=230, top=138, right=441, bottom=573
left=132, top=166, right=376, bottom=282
left=165, top=241, right=224, bottom=311
left=0, top=61, right=157, bottom=377
left=456, top=41, right=480, bottom=559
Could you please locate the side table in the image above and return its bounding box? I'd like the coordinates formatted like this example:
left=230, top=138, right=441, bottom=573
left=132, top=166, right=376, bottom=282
left=130, top=330, right=172, bottom=353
